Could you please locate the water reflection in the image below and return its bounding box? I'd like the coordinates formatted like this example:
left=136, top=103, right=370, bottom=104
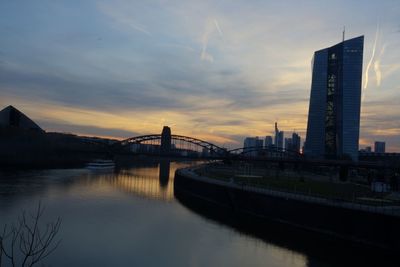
left=105, top=160, right=194, bottom=201
left=98, top=168, right=173, bottom=201
left=0, top=160, right=199, bottom=209
left=159, top=160, right=170, bottom=188
left=174, top=177, right=398, bottom=267
left=1, top=159, right=396, bottom=267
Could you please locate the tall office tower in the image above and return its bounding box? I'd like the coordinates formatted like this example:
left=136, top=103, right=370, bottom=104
left=304, top=36, right=364, bottom=161
left=284, top=138, right=292, bottom=151
left=374, top=141, right=386, bottom=153
left=292, top=132, right=301, bottom=153
left=244, top=137, right=255, bottom=149
left=244, top=136, right=263, bottom=157
left=274, top=122, right=284, bottom=150
left=265, top=136, right=273, bottom=148
left=256, top=138, right=263, bottom=148
left=277, top=131, right=284, bottom=150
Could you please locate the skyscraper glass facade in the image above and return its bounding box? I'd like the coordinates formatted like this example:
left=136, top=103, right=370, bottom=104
left=305, top=36, right=364, bottom=161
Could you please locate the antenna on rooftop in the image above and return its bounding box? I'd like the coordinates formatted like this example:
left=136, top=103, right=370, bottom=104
left=342, top=26, right=345, bottom=42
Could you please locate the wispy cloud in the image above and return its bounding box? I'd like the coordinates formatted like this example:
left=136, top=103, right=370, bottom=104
left=214, top=19, right=223, bottom=36
left=373, top=44, right=386, bottom=87
left=364, top=22, right=379, bottom=92
left=201, top=18, right=223, bottom=62
left=97, top=2, right=151, bottom=35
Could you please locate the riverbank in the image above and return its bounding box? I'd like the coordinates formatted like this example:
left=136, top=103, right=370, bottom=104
left=195, top=162, right=400, bottom=206
left=174, top=166, right=400, bottom=252
left=0, top=128, right=113, bottom=170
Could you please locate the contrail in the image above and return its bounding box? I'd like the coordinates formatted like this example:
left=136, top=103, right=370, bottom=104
left=201, top=32, right=208, bottom=60
left=201, top=18, right=222, bottom=62
left=214, top=19, right=223, bottom=36
left=364, top=23, right=379, bottom=90
left=373, top=61, right=381, bottom=87
left=201, top=30, right=213, bottom=62
left=373, top=44, right=386, bottom=87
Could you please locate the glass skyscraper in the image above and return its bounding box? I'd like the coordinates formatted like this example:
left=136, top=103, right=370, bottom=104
left=304, top=36, right=364, bottom=161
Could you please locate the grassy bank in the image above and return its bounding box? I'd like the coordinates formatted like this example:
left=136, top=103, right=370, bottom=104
left=194, top=163, right=400, bottom=206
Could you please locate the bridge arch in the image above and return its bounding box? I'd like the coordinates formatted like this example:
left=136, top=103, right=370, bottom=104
left=116, top=134, right=228, bottom=157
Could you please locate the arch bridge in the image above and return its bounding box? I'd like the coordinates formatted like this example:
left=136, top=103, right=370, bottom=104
left=112, top=126, right=302, bottom=160
left=115, top=133, right=228, bottom=157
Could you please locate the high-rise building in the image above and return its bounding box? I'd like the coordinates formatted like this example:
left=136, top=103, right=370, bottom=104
left=292, top=132, right=301, bottom=153
left=243, top=136, right=263, bottom=156
left=256, top=138, right=263, bottom=148
left=284, top=132, right=301, bottom=153
left=277, top=132, right=284, bottom=150
left=304, top=36, right=364, bottom=161
left=274, top=122, right=284, bottom=150
left=374, top=141, right=386, bottom=153
left=264, top=136, right=273, bottom=148
left=284, top=138, right=292, bottom=151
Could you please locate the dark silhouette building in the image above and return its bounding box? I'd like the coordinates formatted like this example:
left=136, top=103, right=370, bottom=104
left=284, top=132, right=301, bottom=153
left=274, top=122, right=284, bottom=150
left=160, top=126, right=172, bottom=154
left=304, top=36, right=364, bottom=161
left=284, top=138, right=292, bottom=151
left=374, top=141, right=386, bottom=153
left=291, top=132, right=301, bottom=153
left=243, top=136, right=263, bottom=157
left=0, top=105, right=44, bottom=132
left=264, top=136, right=273, bottom=148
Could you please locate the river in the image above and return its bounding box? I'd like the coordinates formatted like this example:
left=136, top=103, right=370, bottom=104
left=0, top=159, right=396, bottom=266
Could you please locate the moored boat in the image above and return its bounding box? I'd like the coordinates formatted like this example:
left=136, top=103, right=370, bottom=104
left=86, top=159, right=115, bottom=170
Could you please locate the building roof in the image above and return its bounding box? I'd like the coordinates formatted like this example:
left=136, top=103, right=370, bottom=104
left=0, top=105, right=44, bottom=132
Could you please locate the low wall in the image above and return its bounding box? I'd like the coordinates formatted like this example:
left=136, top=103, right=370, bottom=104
left=174, top=168, right=400, bottom=252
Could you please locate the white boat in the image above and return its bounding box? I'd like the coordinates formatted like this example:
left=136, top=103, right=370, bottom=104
left=86, top=159, right=115, bottom=170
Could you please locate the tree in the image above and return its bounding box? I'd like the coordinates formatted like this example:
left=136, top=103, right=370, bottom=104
left=0, top=202, right=61, bottom=267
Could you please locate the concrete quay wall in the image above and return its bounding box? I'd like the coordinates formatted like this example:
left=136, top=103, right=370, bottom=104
left=174, top=168, right=400, bottom=251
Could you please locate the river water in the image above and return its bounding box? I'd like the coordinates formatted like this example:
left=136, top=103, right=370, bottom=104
left=0, top=159, right=396, bottom=267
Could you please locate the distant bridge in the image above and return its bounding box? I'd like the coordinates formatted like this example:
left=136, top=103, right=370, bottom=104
left=118, top=134, right=227, bottom=156
left=87, top=126, right=385, bottom=166
left=87, top=126, right=390, bottom=178
left=112, top=131, right=390, bottom=182
left=112, top=126, right=304, bottom=160
left=113, top=126, right=228, bottom=158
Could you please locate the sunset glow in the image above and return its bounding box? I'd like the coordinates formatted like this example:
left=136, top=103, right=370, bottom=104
left=1, top=1, right=399, bottom=151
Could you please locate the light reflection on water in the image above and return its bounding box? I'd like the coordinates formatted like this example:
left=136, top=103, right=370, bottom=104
left=81, top=161, right=181, bottom=201
left=1, top=159, right=393, bottom=267
left=0, top=159, right=309, bottom=267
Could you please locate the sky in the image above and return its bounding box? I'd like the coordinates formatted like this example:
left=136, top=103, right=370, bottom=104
left=0, top=0, right=399, bottom=151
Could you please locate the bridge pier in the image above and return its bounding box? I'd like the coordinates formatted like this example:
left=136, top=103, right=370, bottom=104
left=161, top=126, right=171, bottom=154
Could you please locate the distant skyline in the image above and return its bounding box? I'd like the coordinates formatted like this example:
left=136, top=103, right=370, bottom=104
left=0, top=1, right=399, bottom=151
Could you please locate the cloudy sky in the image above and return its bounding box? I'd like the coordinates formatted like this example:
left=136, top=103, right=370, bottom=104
left=0, top=0, right=399, bottom=151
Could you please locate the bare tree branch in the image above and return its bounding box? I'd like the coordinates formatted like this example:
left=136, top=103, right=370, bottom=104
left=0, top=203, right=61, bottom=267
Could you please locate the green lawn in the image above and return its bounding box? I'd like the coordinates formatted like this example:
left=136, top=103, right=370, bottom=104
left=194, top=165, right=398, bottom=206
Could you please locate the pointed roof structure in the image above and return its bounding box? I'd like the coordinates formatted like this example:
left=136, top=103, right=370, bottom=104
left=0, top=105, right=44, bottom=132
